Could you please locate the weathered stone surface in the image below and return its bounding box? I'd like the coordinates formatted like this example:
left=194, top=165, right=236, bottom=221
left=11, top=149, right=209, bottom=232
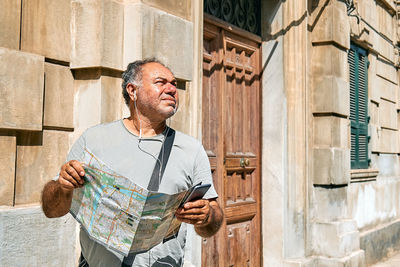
left=123, top=3, right=142, bottom=69
left=316, top=250, right=365, bottom=267
left=142, top=0, right=191, bottom=20
left=377, top=2, right=396, bottom=42
left=71, top=0, right=124, bottom=70
left=0, top=0, right=21, bottom=50
left=0, top=206, right=77, bottom=266
left=101, top=0, right=124, bottom=70
left=313, top=186, right=348, bottom=222
left=43, top=63, right=74, bottom=129
left=312, top=76, right=349, bottom=117
left=15, top=130, right=70, bottom=205
left=348, top=171, right=400, bottom=231
left=369, top=124, right=381, bottom=152
left=377, top=75, right=397, bottom=103
left=369, top=101, right=379, bottom=125
left=313, top=116, right=349, bottom=149
left=73, top=75, right=102, bottom=138
left=311, top=1, right=349, bottom=49
left=367, top=54, right=379, bottom=104
left=379, top=99, right=397, bottom=130
left=313, top=148, right=350, bottom=185
left=101, top=75, right=124, bottom=123
left=374, top=153, right=400, bottom=177
left=21, top=0, right=71, bottom=62
left=377, top=34, right=395, bottom=63
left=312, top=45, right=348, bottom=80
left=312, top=220, right=359, bottom=258
left=0, top=48, right=44, bottom=131
left=0, top=134, right=16, bottom=206
left=71, top=0, right=102, bottom=68
left=380, top=128, right=398, bottom=153
left=350, top=18, right=377, bottom=49
left=376, top=58, right=397, bottom=85
left=142, top=4, right=193, bottom=80
left=360, top=218, right=400, bottom=266
left=169, top=88, right=190, bottom=134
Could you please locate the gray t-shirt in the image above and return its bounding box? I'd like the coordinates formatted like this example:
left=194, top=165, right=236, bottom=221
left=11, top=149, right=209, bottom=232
left=66, top=119, right=218, bottom=266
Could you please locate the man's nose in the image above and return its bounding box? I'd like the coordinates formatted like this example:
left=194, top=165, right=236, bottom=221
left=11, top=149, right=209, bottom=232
left=165, top=82, right=177, bottom=94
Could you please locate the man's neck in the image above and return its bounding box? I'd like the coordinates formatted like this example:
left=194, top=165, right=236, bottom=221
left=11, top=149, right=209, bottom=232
left=124, top=116, right=167, bottom=137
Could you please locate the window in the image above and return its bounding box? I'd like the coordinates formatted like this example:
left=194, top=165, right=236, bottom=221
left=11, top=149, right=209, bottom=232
left=348, top=43, right=369, bottom=169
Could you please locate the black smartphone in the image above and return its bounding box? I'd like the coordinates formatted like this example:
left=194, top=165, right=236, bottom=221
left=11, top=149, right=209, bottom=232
left=180, top=183, right=211, bottom=207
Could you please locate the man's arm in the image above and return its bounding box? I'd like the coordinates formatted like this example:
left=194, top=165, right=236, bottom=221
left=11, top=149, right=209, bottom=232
left=175, top=198, right=224, bottom=237
left=41, top=160, right=85, bottom=218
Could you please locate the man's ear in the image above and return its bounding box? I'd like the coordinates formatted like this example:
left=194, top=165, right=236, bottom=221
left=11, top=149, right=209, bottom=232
left=126, top=83, right=136, bottom=101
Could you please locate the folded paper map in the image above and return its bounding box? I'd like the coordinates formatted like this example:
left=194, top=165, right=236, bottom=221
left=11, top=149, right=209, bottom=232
left=70, top=148, right=189, bottom=257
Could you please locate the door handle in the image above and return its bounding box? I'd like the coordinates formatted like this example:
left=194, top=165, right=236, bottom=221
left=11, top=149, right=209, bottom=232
left=240, top=158, right=250, bottom=167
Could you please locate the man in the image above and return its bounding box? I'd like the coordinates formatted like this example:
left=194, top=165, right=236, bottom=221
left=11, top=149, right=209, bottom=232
left=41, top=58, right=223, bottom=266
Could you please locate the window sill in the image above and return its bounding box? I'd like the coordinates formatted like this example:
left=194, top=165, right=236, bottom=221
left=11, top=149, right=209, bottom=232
left=350, top=169, right=379, bottom=183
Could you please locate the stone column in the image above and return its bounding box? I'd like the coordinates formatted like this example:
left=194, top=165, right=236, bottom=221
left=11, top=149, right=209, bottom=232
left=310, top=0, right=365, bottom=265
left=261, top=0, right=311, bottom=265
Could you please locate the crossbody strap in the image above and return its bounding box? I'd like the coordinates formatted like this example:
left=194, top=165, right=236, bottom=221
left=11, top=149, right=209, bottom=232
left=121, top=128, right=175, bottom=267
left=147, top=128, right=175, bottom=191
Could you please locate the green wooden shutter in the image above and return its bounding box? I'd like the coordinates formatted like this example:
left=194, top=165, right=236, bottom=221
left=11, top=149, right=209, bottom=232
left=349, top=43, right=369, bottom=169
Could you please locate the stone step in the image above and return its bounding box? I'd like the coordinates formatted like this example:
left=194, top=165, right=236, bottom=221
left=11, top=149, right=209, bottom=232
left=312, top=220, right=361, bottom=258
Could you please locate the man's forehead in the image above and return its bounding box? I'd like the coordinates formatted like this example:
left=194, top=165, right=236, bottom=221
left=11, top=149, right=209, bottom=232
left=142, top=62, right=174, bottom=78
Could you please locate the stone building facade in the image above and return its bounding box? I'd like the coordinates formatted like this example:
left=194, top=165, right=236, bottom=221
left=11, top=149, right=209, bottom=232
left=1, top=0, right=400, bottom=266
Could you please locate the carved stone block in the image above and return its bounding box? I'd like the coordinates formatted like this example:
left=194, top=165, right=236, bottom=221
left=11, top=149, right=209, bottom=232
left=0, top=134, right=16, bottom=206
left=0, top=0, right=21, bottom=50
left=141, top=4, right=193, bottom=80
left=312, top=76, right=349, bottom=117
left=43, top=63, right=74, bottom=129
left=379, top=99, right=397, bottom=130
left=378, top=75, right=397, bottom=103
left=312, top=45, right=348, bottom=80
left=379, top=128, right=398, bottom=153
left=21, top=0, right=71, bottom=62
left=101, top=76, right=124, bottom=123
left=142, top=0, right=191, bottom=20
left=312, top=220, right=360, bottom=258
left=313, top=116, right=349, bottom=149
left=311, top=1, right=349, bottom=49
left=15, top=130, right=70, bottom=205
left=376, top=58, right=397, bottom=85
left=71, top=0, right=124, bottom=70
left=0, top=48, right=44, bottom=131
left=313, top=148, right=350, bottom=185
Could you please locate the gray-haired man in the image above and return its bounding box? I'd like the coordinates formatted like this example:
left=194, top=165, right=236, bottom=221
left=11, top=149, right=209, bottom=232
left=41, top=59, right=223, bottom=266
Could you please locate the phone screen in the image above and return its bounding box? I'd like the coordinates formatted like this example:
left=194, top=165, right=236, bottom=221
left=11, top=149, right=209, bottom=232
left=180, top=184, right=211, bottom=207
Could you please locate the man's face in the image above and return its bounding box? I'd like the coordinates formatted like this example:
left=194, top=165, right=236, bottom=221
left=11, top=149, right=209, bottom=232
left=135, top=62, right=178, bottom=121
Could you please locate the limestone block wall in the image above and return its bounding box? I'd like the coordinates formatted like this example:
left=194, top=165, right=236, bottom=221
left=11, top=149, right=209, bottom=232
left=347, top=0, right=400, bottom=232
left=0, top=1, right=78, bottom=266
left=346, top=0, right=400, bottom=265
left=0, top=0, right=197, bottom=266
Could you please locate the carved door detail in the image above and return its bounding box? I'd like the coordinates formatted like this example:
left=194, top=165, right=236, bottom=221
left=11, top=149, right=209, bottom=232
left=202, top=18, right=261, bottom=267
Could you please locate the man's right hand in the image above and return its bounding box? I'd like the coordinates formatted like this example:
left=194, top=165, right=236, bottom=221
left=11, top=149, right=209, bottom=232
left=58, top=160, right=85, bottom=191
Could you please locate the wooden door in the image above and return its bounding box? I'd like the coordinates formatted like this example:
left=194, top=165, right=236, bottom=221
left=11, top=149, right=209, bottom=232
left=202, top=18, right=262, bottom=267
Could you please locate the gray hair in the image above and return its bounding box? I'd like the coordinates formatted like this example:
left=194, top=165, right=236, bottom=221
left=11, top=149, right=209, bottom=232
left=121, top=58, right=165, bottom=105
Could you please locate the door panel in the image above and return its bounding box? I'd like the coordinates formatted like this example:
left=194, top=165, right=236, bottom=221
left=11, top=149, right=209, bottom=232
left=202, top=18, right=261, bottom=267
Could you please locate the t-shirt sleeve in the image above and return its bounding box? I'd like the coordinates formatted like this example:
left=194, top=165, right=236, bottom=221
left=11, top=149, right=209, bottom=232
left=192, top=144, right=218, bottom=199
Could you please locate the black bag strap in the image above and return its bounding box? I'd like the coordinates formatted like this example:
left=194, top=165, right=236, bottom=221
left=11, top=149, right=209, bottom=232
left=122, top=128, right=175, bottom=267
left=147, top=128, right=175, bottom=191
